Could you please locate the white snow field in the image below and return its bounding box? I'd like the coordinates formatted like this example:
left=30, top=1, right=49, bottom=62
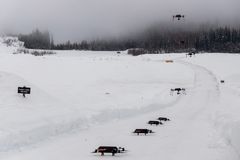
left=0, top=37, right=239, bottom=160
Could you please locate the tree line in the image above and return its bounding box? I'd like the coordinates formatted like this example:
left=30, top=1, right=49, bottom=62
left=18, top=29, right=54, bottom=50
left=18, top=26, right=240, bottom=53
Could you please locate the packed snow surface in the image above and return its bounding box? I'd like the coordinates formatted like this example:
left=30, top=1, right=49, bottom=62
left=0, top=38, right=239, bottom=160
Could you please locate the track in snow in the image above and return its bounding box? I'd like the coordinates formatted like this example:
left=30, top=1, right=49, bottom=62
left=2, top=59, right=239, bottom=160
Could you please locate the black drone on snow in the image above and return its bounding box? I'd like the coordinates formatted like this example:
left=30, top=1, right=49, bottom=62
left=92, top=146, right=126, bottom=156
left=173, top=14, right=185, bottom=21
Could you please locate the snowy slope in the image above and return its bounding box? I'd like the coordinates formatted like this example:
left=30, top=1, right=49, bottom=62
left=0, top=38, right=192, bottom=153
left=184, top=54, right=240, bottom=158
left=0, top=71, right=92, bottom=152
left=0, top=38, right=239, bottom=160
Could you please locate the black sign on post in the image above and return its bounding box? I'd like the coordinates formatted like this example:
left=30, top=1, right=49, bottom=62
left=18, top=86, right=31, bottom=98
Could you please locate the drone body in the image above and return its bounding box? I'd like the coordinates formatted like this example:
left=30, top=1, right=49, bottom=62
left=173, top=14, right=185, bottom=21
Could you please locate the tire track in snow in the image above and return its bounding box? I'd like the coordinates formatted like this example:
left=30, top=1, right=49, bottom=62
left=166, top=60, right=238, bottom=160
left=1, top=57, right=238, bottom=160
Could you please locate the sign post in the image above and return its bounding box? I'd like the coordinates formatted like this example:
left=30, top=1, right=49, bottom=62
left=18, top=86, right=31, bottom=98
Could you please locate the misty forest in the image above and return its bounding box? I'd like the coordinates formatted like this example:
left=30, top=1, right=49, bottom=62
left=18, top=25, right=240, bottom=54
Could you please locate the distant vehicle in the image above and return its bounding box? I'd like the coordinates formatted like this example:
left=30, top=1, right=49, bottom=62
left=148, top=120, right=163, bottom=126
left=173, top=14, right=185, bottom=21
left=117, top=51, right=121, bottom=54
left=93, top=146, right=126, bottom=156
left=158, top=117, right=170, bottom=121
left=133, top=129, right=153, bottom=135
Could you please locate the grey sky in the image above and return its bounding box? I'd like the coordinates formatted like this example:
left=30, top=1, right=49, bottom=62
left=0, top=0, right=239, bottom=42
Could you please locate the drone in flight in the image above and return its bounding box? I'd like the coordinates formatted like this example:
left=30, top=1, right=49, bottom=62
left=173, top=14, right=185, bottom=21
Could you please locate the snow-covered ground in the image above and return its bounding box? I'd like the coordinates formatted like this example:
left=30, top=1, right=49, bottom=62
left=0, top=37, right=239, bottom=160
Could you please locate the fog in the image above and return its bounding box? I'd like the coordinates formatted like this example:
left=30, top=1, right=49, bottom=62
left=0, top=0, right=239, bottom=42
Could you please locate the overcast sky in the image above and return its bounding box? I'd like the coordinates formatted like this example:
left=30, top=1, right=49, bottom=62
left=0, top=0, right=239, bottom=42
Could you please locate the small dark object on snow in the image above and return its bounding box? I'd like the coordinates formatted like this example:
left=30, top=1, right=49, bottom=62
left=133, top=129, right=153, bottom=135
left=148, top=120, right=163, bottom=126
left=93, top=146, right=125, bottom=156
left=18, top=86, right=31, bottom=98
left=165, top=60, right=174, bottom=63
left=220, top=80, right=225, bottom=83
left=186, top=52, right=196, bottom=57
left=117, top=51, right=121, bottom=54
left=186, top=49, right=198, bottom=57
left=170, top=88, right=186, bottom=95
left=173, top=14, right=185, bottom=21
left=158, top=117, right=170, bottom=121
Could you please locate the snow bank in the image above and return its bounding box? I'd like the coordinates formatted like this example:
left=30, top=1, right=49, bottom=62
left=190, top=53, right=240, bottom=158
left=0, top=37, right=23, bottom=55
left=0, top=62, right=186, bottom=152
left=0, top=37, right=24, bottom=48
left=0, top=71, right=89, bottom=152
left=229, top=123, right=240, bottom=156
left=214, top=116, right=240, bottom=158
